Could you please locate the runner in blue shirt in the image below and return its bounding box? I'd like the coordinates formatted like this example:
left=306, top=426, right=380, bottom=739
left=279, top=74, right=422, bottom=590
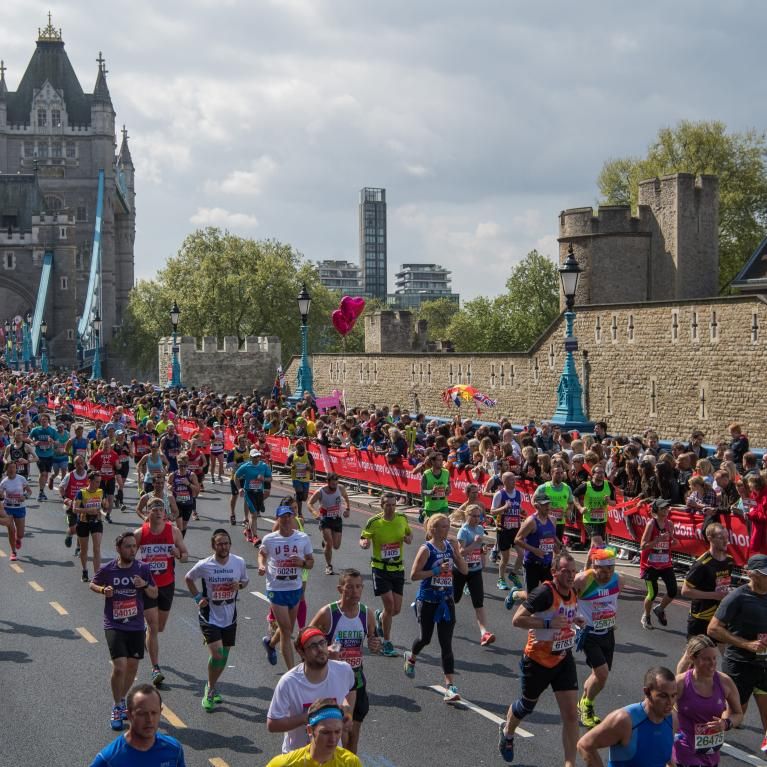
left=234, top=449, right=272, bottom=546
left=29, top=413, right=58, bottom=501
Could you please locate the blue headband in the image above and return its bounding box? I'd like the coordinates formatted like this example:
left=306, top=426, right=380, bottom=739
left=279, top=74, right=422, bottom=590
left=308, top=707, right=343, bottom=726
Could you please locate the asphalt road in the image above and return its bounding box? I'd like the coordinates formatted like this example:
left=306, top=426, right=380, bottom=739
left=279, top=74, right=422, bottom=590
left=2, top=472, right=766, bottom=767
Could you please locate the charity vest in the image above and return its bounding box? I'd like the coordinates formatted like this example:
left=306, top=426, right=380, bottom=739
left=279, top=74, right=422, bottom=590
left=290, top=452, right=312, bottom=482
left=639, top=520, right=673, bottom=571
left=543, top=482, right=570, bottom=525
left=523, top=582, right=578, bottom=668
left=496, top=488, right=523, bottom=530
left=423, top=469, right=449, bottom=514
left=319, top=487, right=343, bottom=518
left=577, top=571, right=620, bottom=635
left=326, top=601, right=367, bottom=689
left=77, top=488, right=103, bottom=521
left=64, top=471, right=90, bottom=502
left=172, top=471, right=194, bottom=505
left=583, top=482, right=611, bottom=524
left=139, top=521, right=176, bottom=588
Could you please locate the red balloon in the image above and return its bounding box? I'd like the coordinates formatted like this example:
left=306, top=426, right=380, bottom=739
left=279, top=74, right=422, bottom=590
left=340, top=295, right=366, bottom=322
left=332, top=309, right=353, bottom=336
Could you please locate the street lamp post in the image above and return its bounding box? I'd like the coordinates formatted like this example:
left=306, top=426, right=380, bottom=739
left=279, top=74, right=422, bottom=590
left=7, top=319, right=19, bottom=370
left=90, top=311, right=102, bottom=381
left=290, top=284, right=314, bottom=403
left=169, top=300, right=182, bottom=388
left=22, top=311, right=32, bottom=371
left=40, top=318, right=49, bottom=373
left=3, top=320, right=9, bottom=369
left=550, top=244, right=594, bottom=432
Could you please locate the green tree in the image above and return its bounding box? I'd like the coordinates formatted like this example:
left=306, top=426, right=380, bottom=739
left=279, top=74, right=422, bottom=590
left=115, top=228, right=348, bottom=370
left=417, top=298, right=460, bottom=341
left=598, top=120, right=767, bottom=290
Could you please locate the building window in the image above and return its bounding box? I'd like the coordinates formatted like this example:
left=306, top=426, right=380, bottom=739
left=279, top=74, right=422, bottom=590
left=66, top=142, right=76, bottom=159
left=373, top=363, right=378, bottom=384
left=66, top=329, right=75, bottom=340
left=610, top=314, right=618, bottom=342
left=76, top=206, right=87, bottom=222
left=499, top=363, right=505, bottom=387
left=710, top=310, right=719, bottom=342
left=419, top=362, right=424, bottom=383
left=449, top=364, right=454, bottom=385
left=594, top=315, right=602, bottom=343
left=649, top=377, right=658, bottom=417
left=51, top=109, right=61, bottom=127
left=533, top=357, right=540, bottom=383
left=699, top=381, right=708, bottom=420
left=37, top=142, right=49, bottom=158
left=548, top=343, right=555, bottom=368
left=427, top=363, right=431, bottom=384
left=37, top=109, right=47, bottom=127
left=509, top=364, right=515, bottom=388
left=466, top=363, right=471, bottom=384
left=457, top=364, right=462, bottom=384
left=4, top=252, right=15, bottom=270
left=59, top=227, right=68, bottom=239
left=45, top=195, right=63, bottom=212
left=23, top=141, right=34, bottom=157
left=605, top=385, right=613, bottom=416
left=627, top=314, right=635, bottom=342
left=691, top=310, right=699, bottom=342
left=59, top=276, right=68, bottom=291
left=752, top=313, right=759, bottom=344
left=490, top=364, right=496, bottom=388
left=411, top=363, right=416, bottom=384
left=52, top=141, right=62, bottom=158
left=358, top=362, right=363, bottom=382
left=671, top=310, right=679, bottom=342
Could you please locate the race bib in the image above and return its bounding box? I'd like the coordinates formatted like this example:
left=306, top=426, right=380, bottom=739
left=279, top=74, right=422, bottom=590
left=275, top=559, right=298, bottom=579
left=694, top=724, right=724, bottom=752
left=210, top=584, right=236, bottom=601
left=503, top=515, right=519, bottom=530
left=323, top=504, right=341, bottom=518
left=592, top=608, right=616, bottom=630
left=715, top=574, right=731, bottom=592
left=176, top=490, right=191, bottom=502
left=4, top=493, right=23, bottom=508
left=552, top=628, right=575, bottom=652
left=113, top=597, right=138, bottom=620
left=432, top=573, right=453, bottom=589
left=100, top=465, right=114, bottom=477
left=550, top=507, right=564, bottom=522
left=381, top=543, right=400, bottom=560
left=295, top=464, right=308, bottom=480
left=147, top=558, right=168, bottom=573
left=539, top=537, right=556, bottom=553
left=466, top=548, right=482, bottom=565
left=75, top=448, right=87, bottom=457
left=648, top=552, right=670, bottom=565
left=340, top=647, right=363, bottom=669
left=588, top=508, right=606, bottom=522
left=247, top=479, right=262, bottom=491
left=432, top=485, right=446, bottom=499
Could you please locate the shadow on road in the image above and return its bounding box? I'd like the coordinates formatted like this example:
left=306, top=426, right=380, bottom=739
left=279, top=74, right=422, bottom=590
left=171, top=727, right=262, bottom=756
left=616, top=640, right=674, bottom=657
left=0, top=650, right=33, bottom=663
left=0, top=619, right=80, bottom=640
left=368, top=692, right=422, bottom=713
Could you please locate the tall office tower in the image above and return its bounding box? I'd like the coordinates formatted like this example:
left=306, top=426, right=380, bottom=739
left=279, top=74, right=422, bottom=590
left=358, top=187, right=386, bottom=300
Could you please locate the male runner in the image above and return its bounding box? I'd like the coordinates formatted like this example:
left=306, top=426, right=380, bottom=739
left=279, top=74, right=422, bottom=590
left=539, top=462, right=574, bottom=545
left=130, top=422, right=152, bottom=488
left=66, top=424, right=89, bottom=471
left=576, top=666, right=677, bottom=767
left=135, top=498, right=188, bottom=686
left=185, top=529, right=249, bottom=712
left=492, top=472, right=524, bottom=590
left=113, top=430, right=132, bottom=511
left=4, top=428, right=37, bottom=483
left=167, top=454, right=200, bottom=537
left=75, top=470, right=106, bottom=582
left=0, top=459, right=32, bottom=561
left=420, top=451, right=450, bottom=524
left=159, top=422, right=182, bottom=474
left=573, top=466, right=614, bottom=548
left=59, top=454, right=90, bottom=548
left=286, top=439, right=315, bottom=517
left=500, top=552, right=582, bottom=765
left=234, top=448, right=272, bottom=546
left=310, top=568, right=381, bottom=754
left=359, top=492, right=412, bottom=656
left=225, top=433, right=250, bottom=526
left=90, top=531, right=157, bottom=731
left=308, top=473, right=351, bottom=575
left=573, top=546, right=624, bottom=729
left=29, top=412, right=57, bottom=501
left=50, top=420, right=70, bottom=489
left=89, top=438, right=120, bottom=523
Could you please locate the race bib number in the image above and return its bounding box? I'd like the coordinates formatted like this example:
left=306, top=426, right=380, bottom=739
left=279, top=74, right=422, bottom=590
left=694, top=724, right=724, bottom=752
left=588, top=508, right=606, bottom=522
left=552, top=628, right=575, bottom=652
left=100, top=465, right=114, bottom=477
left=432, top=485, right=446, bottom=499
left=323, top=504, right=341, bottom=518
left=4, top=493, right=23, bottom=508
left=466, top=548, right=482, bottom=565
left=715, top=574, right=731, bottom=592
left=540, top=537, right=556, bottom=553
left=648, top=552, right=670, bottom=565
left=147, top=558, right=168, bottom=573
left=503, top=515, right=519, bottom=530
left=210, top=584, right=236, bottom=601
left=247, top=479, right=262, bottom=491
left=76, top=448, right=87, bottom=457
left=168, top=449, right=179, bottom=458
left=340, top=648, right=363, bottom=669
left=432, top=573, right=453, bottom=589
left=550, top=507, right=564, bottom=522
left=176, top=490, right=191, bottom=502
left=113, top=597, right=138, bottom=620
left=592, top=608, right=616, bottom=630
left=381, top=542, right=400, bottom=560
left=276, top=559, right=298, bottom=578
left=295, top=464, right=308, bottom=480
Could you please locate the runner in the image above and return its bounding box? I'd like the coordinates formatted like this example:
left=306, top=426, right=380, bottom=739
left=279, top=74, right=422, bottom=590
left=186, top=437, right=206, bottom=510
left=420, top=451, right=450, bottom=524
left=4, top=428, right=37, bottom=481
left=167, top=454, right=200, bottom=537
left=130, top=422, right=152, bottom=488
left=708, top=553, right=767, bottom=750
left=499, top=552, right=582, bottom=766
left=0, top=458, right=32, bottom=562
left=113, top=430, right=132, bottom=512
left=136, top=476, right=179, bottom=524
left=66, top=424, right=89, bottom=472
left=159, top=423, right=182, bottom=474
left=135, top=497, right=188, bottom=687
left=59, top=454, right=90, bottom=548
left=677, top=522, right=734, bottom=672
left=639, top=499, right=680, bottom=630
left=225, top=433, right=250, bottom=526
left=573, top=465, right=614, bottom=549
left=29, top=412, right=57, bottom=501
left=574, top=546, right=624, bottom=729
left=89, top=437, right=120, bottom=523
left=90, top=684, right=187, bottom=767
left=209, top=422, right=226, bottom=483
left=74, top=470, right=106, bottom=582
left=672, top=634, right=742, bottom=767
left=184, top=529, right=249, bottom=712
left=193, top=417, right=214, bottom=490
left=308, top=473, right=351, bottom=576
left=310, top=568, right=381, bottom=754
left=576, top=666, right=677, bottom=767
left=454, top=505, right=495, bottom=646
left=50, top=420, right=70, bottom=489
left=234, top=448, right=272, bottom=547
left=286, top=439, right=315, bottom=517
left=266, top=627, right=356, bottom=754
left=259, top=504, right=315, bottom=669
left=90, top=531, right=157, bottom=731
left=264, top=698, right=362, bottom=767
left=359, top=492, right=413, bottom=657
left=491, top=472, right=524, bottom=590
left=137, top=442, right=169, bottom=494
left=539, top=462, right=574, bottom=545
left=404, top=513, right=468, bottom=703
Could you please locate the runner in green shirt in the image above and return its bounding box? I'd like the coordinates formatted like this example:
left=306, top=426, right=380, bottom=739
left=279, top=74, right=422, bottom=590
left=421, top=452, right=450, bottom=523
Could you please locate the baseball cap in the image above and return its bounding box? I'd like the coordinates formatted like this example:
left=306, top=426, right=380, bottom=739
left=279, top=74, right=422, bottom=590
left=652, top=498, right=671, bottom=512
left=532, top=487, right=551, bottom=505
left=275, top=505, right=294, bottom=517
left=249, top=449, right=261, bottom=457
left=747, top=554, right=767, bottom=575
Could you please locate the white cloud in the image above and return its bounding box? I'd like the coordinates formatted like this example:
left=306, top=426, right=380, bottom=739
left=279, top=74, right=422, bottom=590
left=189, top=207, right=259, bottom=230
left=204, top=156, right=278, bottom=196
left=475, top=221, right=500, bottom=239
left=404, top=163, right=431, bottom=178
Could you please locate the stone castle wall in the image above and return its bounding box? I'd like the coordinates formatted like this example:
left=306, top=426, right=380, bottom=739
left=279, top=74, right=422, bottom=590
left=287, top=294, right=767, bottom=445
left=159, top=335, right=281, bottom=394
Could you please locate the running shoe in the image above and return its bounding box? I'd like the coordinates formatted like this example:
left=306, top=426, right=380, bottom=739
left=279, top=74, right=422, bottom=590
left=505, top=588, right=522, bottom=610
left=463, top=584, right=470, bottom=597
left=578, top=696, right=601, bottom=728
left=417, top=511, right=425, bottom=524
left=262, top=636, right=278, bottom=666
left=105, top=513, right=112, bottom=523
left=652, top=604, right=668, bottom=627
left=325, top=564, right=334, bottom=575
left=443, top=684, right=461, bottom=703
left=509, top=572, right=523, bottom=589
left=211, top=689, right=223, bottom=704
left=118, top=700, right=128, bottom=720
left=244, top=529, right=254, bottom=544
left=498, top=723, right=514, bottom=763
left=497, top=578, right=510, bottom=591
left=110, top=705, right=124, bottom=730
left=64, top=535, right=72, bottom=548
left=120, top=504, right=127, bottom=512
left=37, top=492, right=45, bottom=502
left=9, top=553, right=18, bottom=562
left=374, top=608, right=384, bottom=638
left=761, top=733, right=767, bottom=753
left=403, top=651, right=416, bottom=678
left=192, top=511, right=200, bottom=521
left=82, top=569, right=89, bottom=583
left=640, top=614, right=653, bottom=630
left=480, top=631, right=496, bottom=647
left=41, top=492, right=48, bottom=501
left=229, top=514, right=237, bottom=526
left=252, top=535, right=261, bottom=548
left=74, top=544, right=80, bottom=557
left=490, top=547, right=499, bottom=564
left=152, top=666, right=165, bottom=687
left=201, top=684, right=216, bottom=712
left=15, top=538, right=22, bottom=550
left=382, top=640, right=398, bottom=657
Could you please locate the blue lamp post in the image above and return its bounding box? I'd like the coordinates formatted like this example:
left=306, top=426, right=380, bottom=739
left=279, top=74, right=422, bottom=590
left=169, top=300, right=182, bottom=388
left=40, top=318, right=49, bottom=373
left=290, top=284, right=314, bottom=403
left=90, top=311, right=102, bottom=381
left=22, top=311, right=32, bottom=371
left=6, top=319, right=19, bottom=370
left=550, top=244, right=594, bottom=432
left=3, top=320, right=10, bottom=368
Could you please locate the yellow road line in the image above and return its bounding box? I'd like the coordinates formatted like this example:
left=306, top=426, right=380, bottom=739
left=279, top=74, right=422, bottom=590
left=209, top=759, right=230, bottom=767
left=50, top=601, right=69, bottom=615
left=0, top=549, right=6, bottom=557
left=28, top=580, right=44, bottom=592
left=75, top=626, right=98, bottom=643
left=162, top=705, right=187, bottom=729
left=10, top=563, right=23, bottom=574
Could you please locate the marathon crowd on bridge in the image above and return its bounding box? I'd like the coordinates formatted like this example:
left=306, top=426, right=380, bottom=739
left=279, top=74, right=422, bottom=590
left=2, top=366, right=767, bottom=767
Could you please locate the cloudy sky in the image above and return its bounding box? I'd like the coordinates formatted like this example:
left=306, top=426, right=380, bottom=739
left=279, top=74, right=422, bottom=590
left=3, top=1, right=765, bottom=300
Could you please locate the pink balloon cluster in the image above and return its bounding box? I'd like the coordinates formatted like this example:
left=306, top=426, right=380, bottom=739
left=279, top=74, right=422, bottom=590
left=331, top=295, right=366, bottom=336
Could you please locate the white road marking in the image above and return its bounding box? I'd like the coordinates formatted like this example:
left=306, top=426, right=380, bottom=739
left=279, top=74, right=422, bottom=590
left=721, top=743, right=767, bottom=765
left=428, top=685, right=533, bottom=738
left=251, top=590, right=270, bottom=603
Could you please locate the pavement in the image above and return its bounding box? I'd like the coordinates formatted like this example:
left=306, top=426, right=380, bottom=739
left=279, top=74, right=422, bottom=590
left=2, top=472, right=767, bottom=767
